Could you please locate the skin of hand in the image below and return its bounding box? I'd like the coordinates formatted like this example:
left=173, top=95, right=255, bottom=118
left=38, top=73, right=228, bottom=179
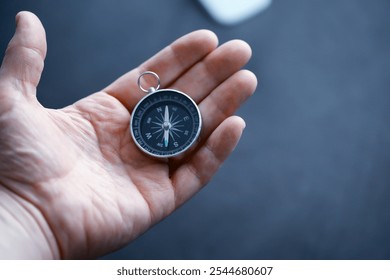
left=0, top=11, right=257, bottom=259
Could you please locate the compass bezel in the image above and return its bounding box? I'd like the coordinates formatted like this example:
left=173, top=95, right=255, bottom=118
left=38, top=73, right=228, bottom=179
left=130, top=89, right=202, bottom=158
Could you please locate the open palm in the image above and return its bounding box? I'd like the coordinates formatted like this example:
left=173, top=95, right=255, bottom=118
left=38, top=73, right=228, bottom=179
left=0, top=12, right=256, bottom=259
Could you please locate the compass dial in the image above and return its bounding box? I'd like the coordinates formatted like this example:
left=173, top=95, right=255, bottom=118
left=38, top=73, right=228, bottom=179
left=130, top=89, right=201, bottom=158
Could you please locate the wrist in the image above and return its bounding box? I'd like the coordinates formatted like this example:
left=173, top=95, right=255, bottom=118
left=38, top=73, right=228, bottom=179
left=0, top=185, right=60, bottom=259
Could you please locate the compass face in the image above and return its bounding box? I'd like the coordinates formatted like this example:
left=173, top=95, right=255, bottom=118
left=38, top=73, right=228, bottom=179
left=130, top=89, right=201, bottom=158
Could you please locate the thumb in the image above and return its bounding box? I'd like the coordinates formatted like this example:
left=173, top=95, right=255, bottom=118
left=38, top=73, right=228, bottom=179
left=0, top=11, right=47, bottom=95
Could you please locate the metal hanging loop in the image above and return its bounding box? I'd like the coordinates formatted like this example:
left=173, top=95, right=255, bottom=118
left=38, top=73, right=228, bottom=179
left=137, top=71, right=161, bottom=94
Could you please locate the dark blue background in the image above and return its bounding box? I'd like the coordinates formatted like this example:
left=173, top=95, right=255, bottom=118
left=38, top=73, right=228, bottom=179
left=1, top=0, right=389, bottom=259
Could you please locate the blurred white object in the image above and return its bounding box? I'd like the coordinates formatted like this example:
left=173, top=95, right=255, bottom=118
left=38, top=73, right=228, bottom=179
left=198, top=0, right=272, bottom=25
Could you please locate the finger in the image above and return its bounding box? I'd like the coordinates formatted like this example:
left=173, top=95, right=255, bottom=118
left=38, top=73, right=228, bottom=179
left=0, top=11, right=47, bottom=96
left=198, top=69, right=257, bottom=142
left=170, top=40, right=252, bottom=103
left=103, top=30, right=218, bottom=110
left=171, top=116, right=246, bottom=206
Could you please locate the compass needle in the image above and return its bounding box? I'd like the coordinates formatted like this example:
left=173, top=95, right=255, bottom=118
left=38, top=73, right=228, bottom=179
left=163, top=105, right=170, bottom=147
left=164, top=105, right=169, bottom=122
left=164, top=130, right=169, bottom=147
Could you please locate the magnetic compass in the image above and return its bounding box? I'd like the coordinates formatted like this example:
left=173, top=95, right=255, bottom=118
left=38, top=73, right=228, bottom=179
left=130, top=71, right=202, bottom=158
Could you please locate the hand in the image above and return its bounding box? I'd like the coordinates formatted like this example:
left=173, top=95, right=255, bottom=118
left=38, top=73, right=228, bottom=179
left=0, top=11, right=257, bottom=259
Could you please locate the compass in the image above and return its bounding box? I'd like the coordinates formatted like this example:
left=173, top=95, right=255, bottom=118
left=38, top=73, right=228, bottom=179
left=130, top=71, right=202, bottom=158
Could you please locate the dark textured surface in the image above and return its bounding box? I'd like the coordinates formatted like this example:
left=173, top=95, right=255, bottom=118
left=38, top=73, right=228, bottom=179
left=1, top=0, right=389, bottom=259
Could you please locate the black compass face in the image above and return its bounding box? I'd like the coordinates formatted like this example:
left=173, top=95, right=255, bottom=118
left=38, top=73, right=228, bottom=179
left=130, top=89, right=201, bottom=157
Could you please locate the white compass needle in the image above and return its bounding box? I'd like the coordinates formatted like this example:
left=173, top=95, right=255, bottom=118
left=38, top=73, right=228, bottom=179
left=164, top=105, right=169, bottom=123
left=163, top=105, right=170, bottom=147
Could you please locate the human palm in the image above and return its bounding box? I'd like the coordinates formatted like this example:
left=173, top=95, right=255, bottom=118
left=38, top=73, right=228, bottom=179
left=0, top=12, right=256, bottom=259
